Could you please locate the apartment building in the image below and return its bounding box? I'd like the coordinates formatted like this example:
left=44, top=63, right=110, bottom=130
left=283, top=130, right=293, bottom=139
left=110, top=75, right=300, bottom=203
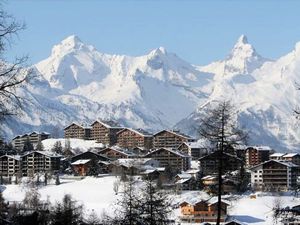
left=116, top=128, right=153, bottom=150
left=90, top=120, right=123, bottom=146
left=12, top=132, right=50, bottom=150
left=250, top=160, right=299, bottom=191
left=153, top=130, right=194, bottom=149
left=64, top=123, right=91, bottom=140
left=245, top=146, right=272, bottom=167
left=0, top=155, right=21, bottom=177
left=145, top=148, right=191, bottom=171
left=21, top=151, right=61, bottom=176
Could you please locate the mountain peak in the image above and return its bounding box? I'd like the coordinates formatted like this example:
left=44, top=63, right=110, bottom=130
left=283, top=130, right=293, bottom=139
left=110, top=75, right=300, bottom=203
left=149, top=47, right=167, bottom=56
left=236, top=34, right=248, bottom=46
left=60, top=35, right=83, bottom=49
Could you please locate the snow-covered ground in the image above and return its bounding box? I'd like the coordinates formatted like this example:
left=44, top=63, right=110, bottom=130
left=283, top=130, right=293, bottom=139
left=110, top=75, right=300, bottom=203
left=42, top=138, right=105, bottom=153
left=2, top=176, right=300, bottom=224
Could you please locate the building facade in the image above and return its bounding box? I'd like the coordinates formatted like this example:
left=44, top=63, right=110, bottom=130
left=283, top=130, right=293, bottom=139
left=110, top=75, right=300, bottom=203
left=199, top=151, right=244, bottom=176
left=21, top=151, right=61, bottom=176
left=0, top=155, right=21, bottom=177
left=153, top=130, right=194, bottom=149
left=116, top=128, right=153, bottom=150
left=245, top=146, right=272, bottom=167
left=179, top=199, right=229, bottom=223
left=90, top=120, right=123, bottom=146
left=64, top=123, right=91, bottom=140
left=12, top=132, right=50, bottom=151
left=250, top=160, right=299, bottom=191
left=145, top=148, right=191, bottom=171
left=98, top=146, right=136, bottom=160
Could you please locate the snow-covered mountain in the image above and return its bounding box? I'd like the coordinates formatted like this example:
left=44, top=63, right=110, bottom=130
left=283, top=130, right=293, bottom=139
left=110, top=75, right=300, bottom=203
left=176, top=36, right=300, bottom=151
left=2, top=34, right=300, bottom=152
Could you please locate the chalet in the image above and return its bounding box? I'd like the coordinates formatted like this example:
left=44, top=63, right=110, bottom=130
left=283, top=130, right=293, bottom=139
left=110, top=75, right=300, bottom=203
left=250, top=160, right=300, bottom=191
left=21, top=151, right=61, bottom=176
left=109, top=158, right=160, bottom=175
left=245, top=146, right=272, bottom=167
left=71, top=159, right=91, bottom=176
left=98, top=146, right=136, bottom=160
left=145, top=148, right=191, bottom=171
left=179, top=197, right=229, bottom=223
left=175, top=173, right=196, bottom=190
left=177, top=141, right=209, bottom=159
left=90, top=120, right=123, bottom=146
left=71, top=151, right=110, bottom=175
left=153, top=130, right=194, bottom=149
left=199, top=151, right=244, bottom=176
left=283, top=153, right=300, bottom=165
left=0, top=155, right=21, bottom=177
left=12, top=132, right=50, bottom=150
left=270, top=152, right=286, bottom=160
left=64, top=123, right=91, bottom=140
left=116, top=128, right=153, bottom=150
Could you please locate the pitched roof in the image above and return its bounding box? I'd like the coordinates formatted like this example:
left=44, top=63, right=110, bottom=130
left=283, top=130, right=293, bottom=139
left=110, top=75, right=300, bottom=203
left=64, top=122, right=89, bottom=130
left=249, top=159, right=299, bottom=170
left=154, top=129, right=194, bottom=139
left=117, top=128, right=153, bottom=137
left=100, top=146, right=136, bottom=157
left=22, top=151, right=62, bottom=158
left=91, top=120, right=123, bottom=129
left=71, top=159, right=91, bottom=165
left=0, top=155, right=21, bottom=161
left=247, top=145, right=272, bottom=151
left=199, top=151, right=243, bottom=162
left=145, top=148, right=191, bottom=158
left=283, top=153, right=299, bottom=158
left=270, top=153, right=286, bottom=157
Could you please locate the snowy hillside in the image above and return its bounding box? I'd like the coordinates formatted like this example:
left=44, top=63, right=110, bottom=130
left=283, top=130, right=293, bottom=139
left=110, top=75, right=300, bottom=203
left=2, top=35, right=300, bottom=151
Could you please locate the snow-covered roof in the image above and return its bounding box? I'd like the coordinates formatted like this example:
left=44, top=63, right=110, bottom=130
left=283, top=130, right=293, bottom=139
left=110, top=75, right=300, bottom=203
left=146, top=148, right=191, bottom=158
left=117, top=128, right=152, bottom=137
left=175, top=178, right=191, bottom=184
left=91, top=120, right=123, bottom=129
left=22, top=151, right=62, bottom=158
left=154, top=129, right=194, bottom=139
left=180, top=196, right=229, bottom=206
left=201, top=175, right=217, bottom=180
left=283, top=153, right=299, bottom=158
left=270, top=153, right=286, bottom=157
left=176, top=173, right=192, bottom=179
left=71, top=159, right=91, bottom=165
left=100, top=146, right=136, bottom=157
left=247, top=145, right=272, bottom=151
left=12, top=131, right=50, bottom=140
left=249, top=159, right=299, bottom=170
left=0, top=155, right=21, bottom=161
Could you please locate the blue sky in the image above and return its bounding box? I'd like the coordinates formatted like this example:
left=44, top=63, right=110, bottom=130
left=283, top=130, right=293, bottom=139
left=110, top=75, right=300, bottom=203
left=5, top=0, right=300, bottom=65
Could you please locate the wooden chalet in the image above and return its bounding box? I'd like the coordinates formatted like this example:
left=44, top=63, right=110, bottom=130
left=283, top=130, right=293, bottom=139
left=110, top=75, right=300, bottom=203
left=153, top=130, right=194, bottom=149
left=64, top=122, right=91, bottom=140
left=116, top=128, right=153, bottom=150
left=145, top=148, right=191, bottom=171
left=98, top=146, right=136, bottom=160
left=199, top=151, right=244, bottom=176
left=283, top=153, right=300, bottom=165
left=0, top=155, right=21, bottom=177
left=71, top=151, right=110, bottom=175
left=90, top=120, right=123, bottom=146
left=179, top=198, right=229, bottom=223
left=21, top=151, right=61, bottom=176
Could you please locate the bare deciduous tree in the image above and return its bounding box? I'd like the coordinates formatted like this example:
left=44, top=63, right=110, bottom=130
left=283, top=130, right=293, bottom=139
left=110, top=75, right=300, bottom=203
left=0, top=5, right=31, bottom=120
left=198, top=100, right=247, bottom=225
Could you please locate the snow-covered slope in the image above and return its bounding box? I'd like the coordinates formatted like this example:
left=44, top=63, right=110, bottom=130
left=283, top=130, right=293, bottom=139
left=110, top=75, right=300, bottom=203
left=3, top=34, right=300, bottom=151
